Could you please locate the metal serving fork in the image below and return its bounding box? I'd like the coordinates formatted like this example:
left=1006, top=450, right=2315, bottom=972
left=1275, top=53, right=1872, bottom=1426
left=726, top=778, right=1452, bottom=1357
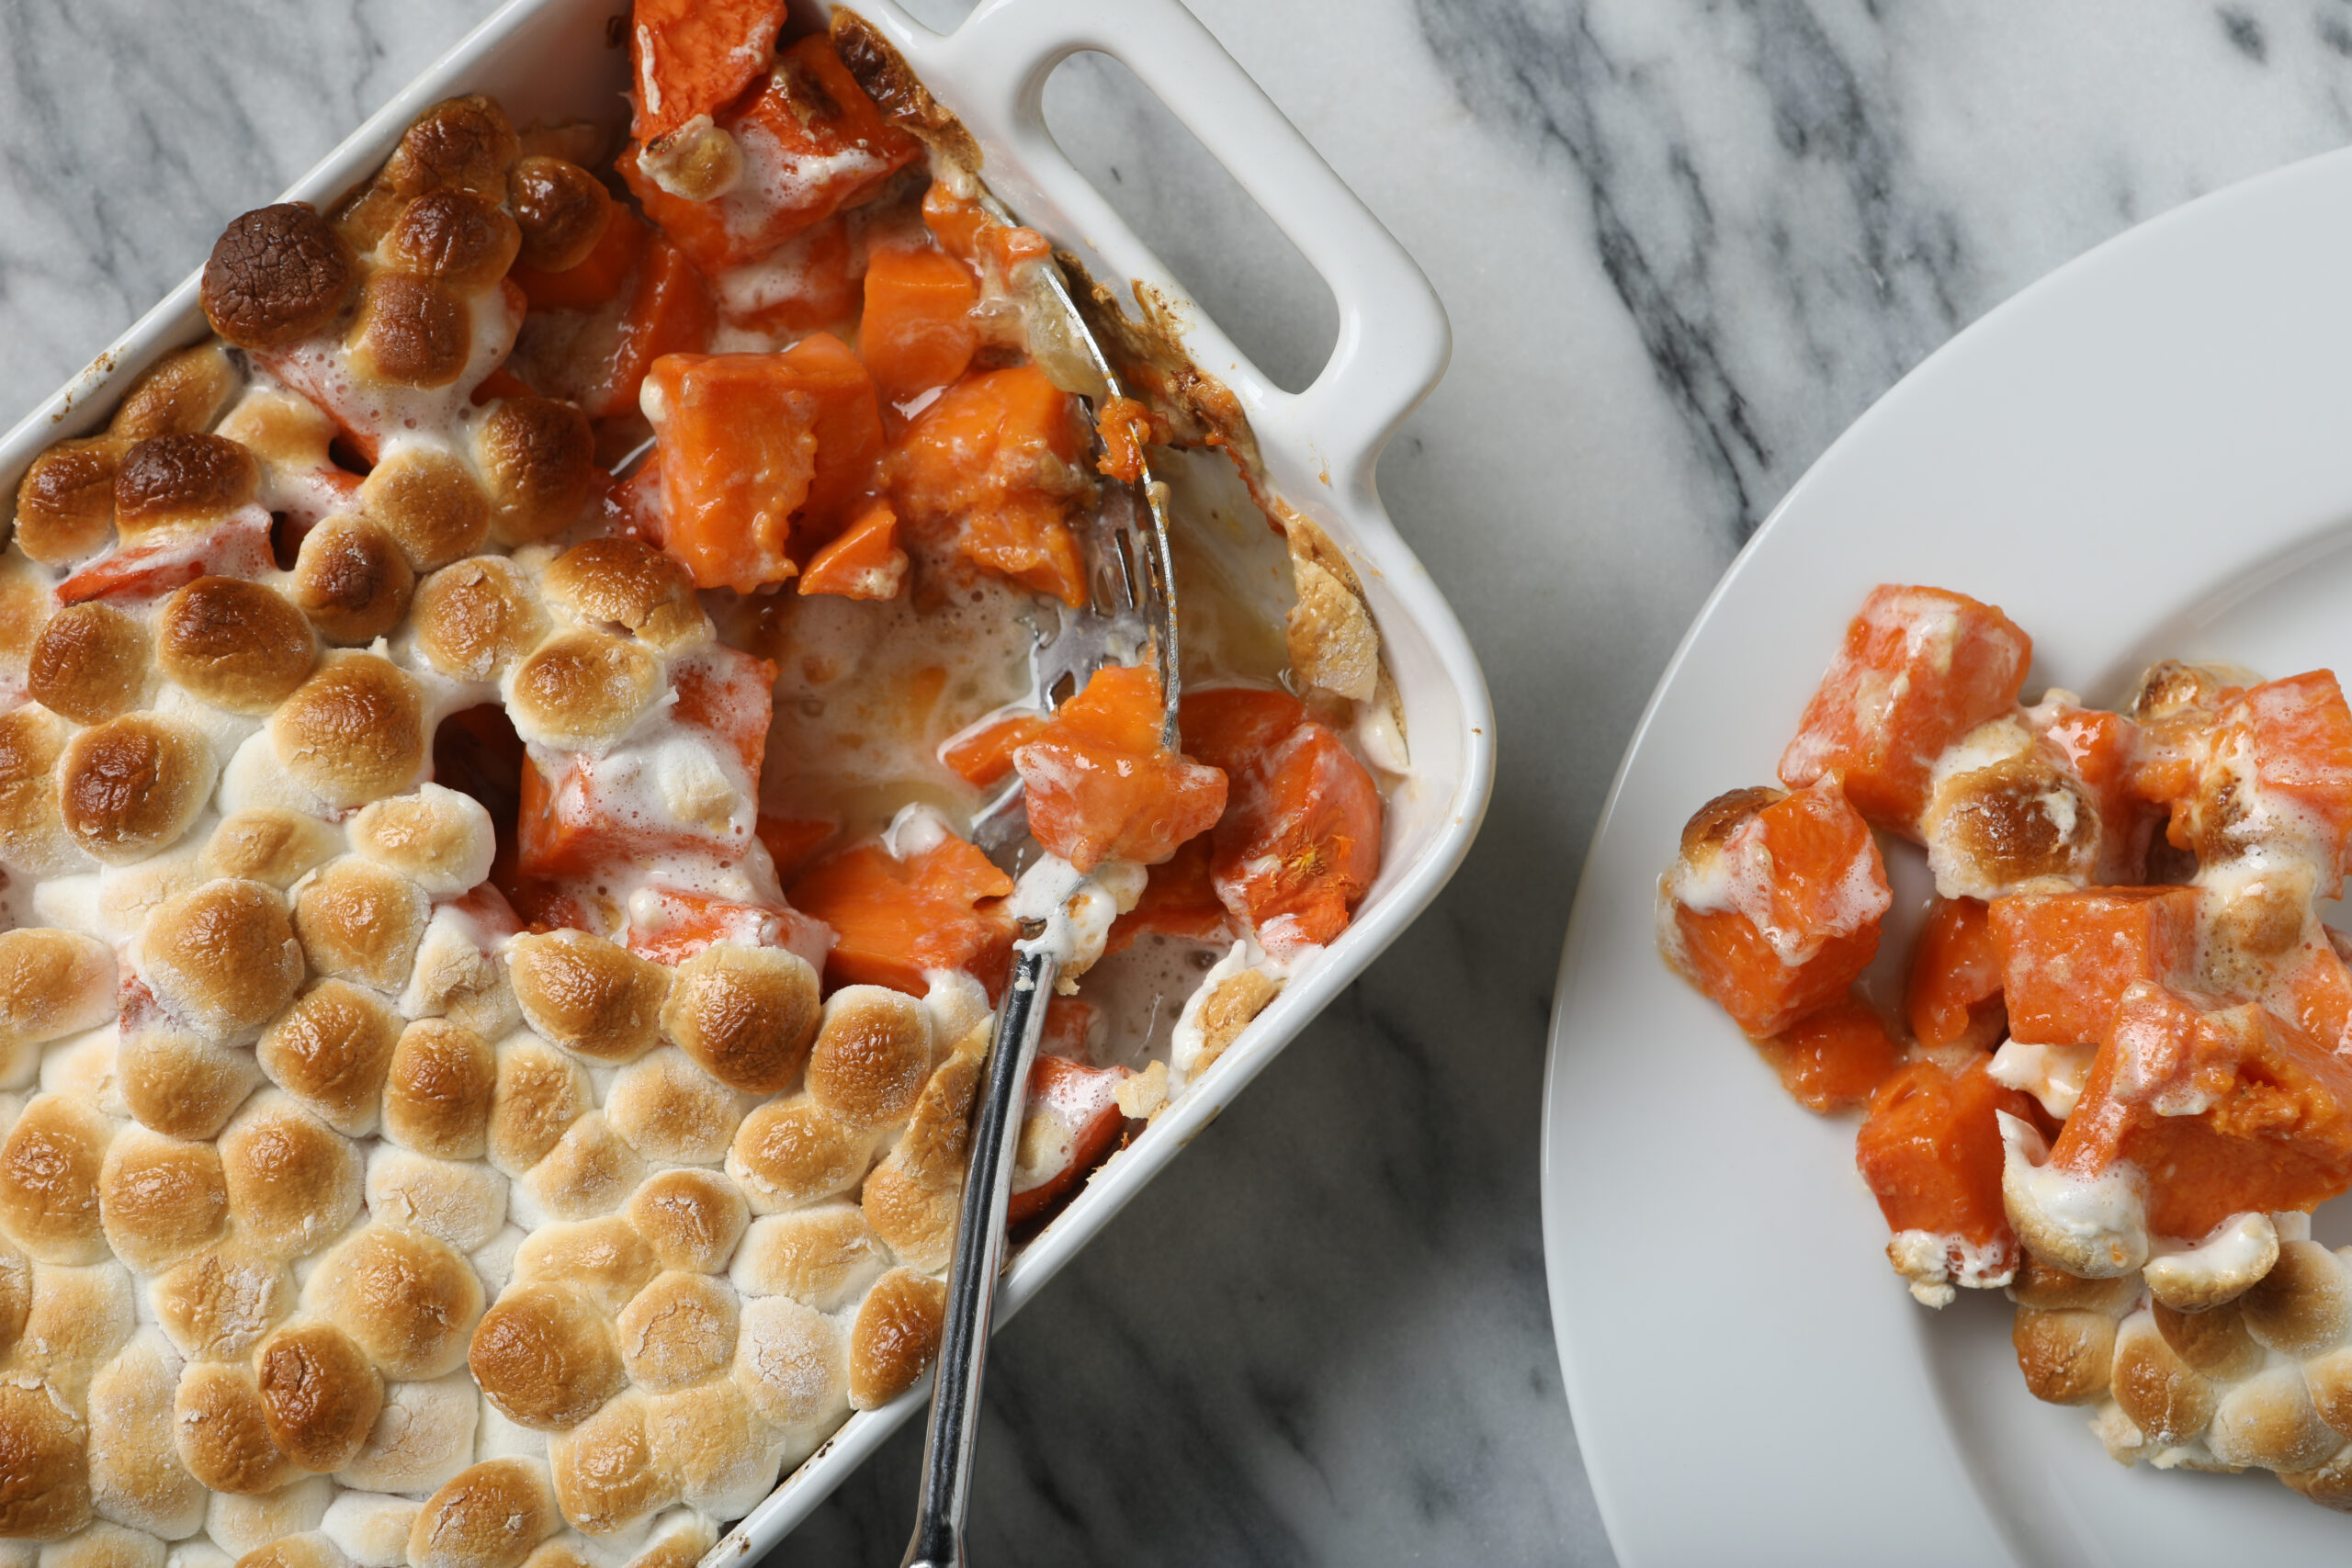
left=901, top=229, right=1182, bottom=1568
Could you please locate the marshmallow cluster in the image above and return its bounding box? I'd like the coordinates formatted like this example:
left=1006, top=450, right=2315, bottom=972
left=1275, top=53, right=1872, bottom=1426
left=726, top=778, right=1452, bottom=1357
left=2011, top=1221, right=2352, bottom=1508
left=0, top=91, right=991, bottom=1568
left=0, top=804, right=981, bottom=1568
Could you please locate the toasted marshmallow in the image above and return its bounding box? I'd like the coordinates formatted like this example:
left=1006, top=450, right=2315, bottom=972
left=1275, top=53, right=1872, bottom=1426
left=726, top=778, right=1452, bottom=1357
left=846, top=1268, right=945, bottom=1412
left=348, top=785, right=495, bottom=899
left=406, top=1458, right=560, bottom=1568
left=304, top=1223, right=483, bottom=1381
left=271, top=654, right=427, bottom=808
left=539, top=539, right=706, bottom=653
left=407, top=557, right=548, bottom=684
left=503, top=632, right=663, bottom=753
left=730, top=1207, right=883, bottom=1314
left=60, top=715, right=214, bottom=867
left=625, top=1169, right=747, bottom=1276
left=86, top=1332, right=209, bottom=1538
left=140, top=881, right=304, bottom=1046
left=469, top=1281, right=624, bottom=1432
left=156, top=578, right=316, bottom=716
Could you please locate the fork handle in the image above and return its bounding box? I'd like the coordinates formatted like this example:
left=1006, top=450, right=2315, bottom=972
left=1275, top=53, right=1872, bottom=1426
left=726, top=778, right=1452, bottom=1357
left=902, top=942, right=1056, bottom=1568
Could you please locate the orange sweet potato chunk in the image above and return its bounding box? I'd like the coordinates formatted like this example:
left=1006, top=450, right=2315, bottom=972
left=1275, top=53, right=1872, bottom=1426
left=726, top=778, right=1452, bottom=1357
left=628, top=0, right=791, bottom=144
left=858, top=246, right=979, bottom=402
left=1040, top=996, right=1102, bottom=1062
left=623, top=885, right=831, bottom=975
left=1905, top=897, right=2004, bottom=1051
left=1182, top=687, right=1383, bottom=960
left=649, top=334, right=883, bottom=592
left=1856, top=1056, right=2038, bottom=1276
left=755, top=816, right=838, bottom=885
left=2235, top=672, right=2352, bottom=840
left=666, top=644, right=777, bottom=789
left=624, top=36, right=921, bottom=274
left=888, top=365, right=1087, bottom=606
left=517, top=644, right=773, bottom=881
left=519, top=756, right=750, bottom=877
left=1015, top=665, right=1227, bottom=873
left=2172, top=671, right=2352, bottom=883
left=942, top=713, right=1047, bottom=791
left=1987, top=886, right=2198, bottom=1046
left=797, top=499, right=906, bottom=601
left=514, top=205, right=648, bottom=313
left=1658, top=778, right=1890, bottom=1038
left=786, top=831, right=1016, bottom=996
left=58, top=515, right=273, bottom=605
left=2277, top=934, right=2352, bottom=1055
left=1094, top=395, right=1155, bottom=484
left=718, top=217, right=861, bottom=337
left=917, top=178, right=1052, bottom=276
left=1779, top=585, right=2033, bottom=834
left=1105, top=833, right=1227, bottom=954
left=533, top=233, right=716, bottom=422
left=921, top=179, right=989, bottom=259
left=1756, top=996, right=1904, bottom=1114
left=2053, top=982, right=2352, bottom=1238
left=1182, top=688, right=1312, bottom=771
left=613, top=241, right=718, bottom=419
left=1007, top=1054, right=1130, bottom=1225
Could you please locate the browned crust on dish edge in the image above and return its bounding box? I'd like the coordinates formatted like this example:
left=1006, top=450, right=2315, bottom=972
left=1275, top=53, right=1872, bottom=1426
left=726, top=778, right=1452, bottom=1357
left=829, top=9, right=982, bottom=170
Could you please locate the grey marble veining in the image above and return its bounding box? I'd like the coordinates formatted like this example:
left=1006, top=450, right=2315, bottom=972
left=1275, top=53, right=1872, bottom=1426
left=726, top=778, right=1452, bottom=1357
left=1410, top=0, right=2352, bottom=551
left=9, top=1, right=2352, bottom=1563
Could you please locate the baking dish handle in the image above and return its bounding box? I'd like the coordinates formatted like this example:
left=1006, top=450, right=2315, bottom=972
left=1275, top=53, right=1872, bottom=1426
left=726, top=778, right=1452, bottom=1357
left=881, top=0, right=1451, bottom=496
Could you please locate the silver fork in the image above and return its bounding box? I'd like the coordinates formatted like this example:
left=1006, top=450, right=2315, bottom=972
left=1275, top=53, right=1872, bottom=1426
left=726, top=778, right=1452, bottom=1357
left=902, top=232, right=1181, bottom=1568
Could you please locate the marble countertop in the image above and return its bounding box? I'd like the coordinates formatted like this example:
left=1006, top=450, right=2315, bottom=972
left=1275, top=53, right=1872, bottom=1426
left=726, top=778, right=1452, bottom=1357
left=7, top=0, right=2351, bottom=1562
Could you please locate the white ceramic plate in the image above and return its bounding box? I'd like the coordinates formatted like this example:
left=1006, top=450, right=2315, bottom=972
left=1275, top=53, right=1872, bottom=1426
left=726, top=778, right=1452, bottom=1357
left=1544, top=146, right=2352, bottom=1567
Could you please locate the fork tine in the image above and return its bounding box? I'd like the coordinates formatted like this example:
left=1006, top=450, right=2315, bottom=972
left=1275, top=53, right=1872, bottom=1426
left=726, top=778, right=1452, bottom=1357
left=1111, top=522, right=1142, bottom=611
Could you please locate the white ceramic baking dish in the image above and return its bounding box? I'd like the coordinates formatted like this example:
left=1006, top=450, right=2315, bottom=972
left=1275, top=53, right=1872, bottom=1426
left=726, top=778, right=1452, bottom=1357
left=0, top=0, right=1495, bottom=1553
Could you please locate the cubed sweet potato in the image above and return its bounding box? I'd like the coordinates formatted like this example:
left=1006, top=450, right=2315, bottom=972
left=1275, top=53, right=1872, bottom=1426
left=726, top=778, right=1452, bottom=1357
left=1182, top=687, right=1384, bottom=961
left=1988, top=886, right=2198, bottom=1046
left=624, top=35, right=920, bottom=274
left=858, top=245, right=979, bottom=402
left=2173, top=671, right=2352, bottom=886
left=941, top=712, right=1047, bottom=792
left=1105, top=833, right=1227, bottom=954
left=1757, top=996, right=1905, bottom=1114
left=2054, top=982, right=2352, bottom=1238
left=648, top=333, right=883, bottom=591
left=623, top=885, right=831, bottom=976
left=2278, top=934, right=2352, bottom=1055
left=797, top=499, right=906, bottom=601
left=628, top=0, right=791, bottom=145
left=1015, top=664, right=1227, bottom=873
left=536, top=233, right=715, bottom=422
left=1007, top=1054, right=1130, bottom=1225
left=1658, top=778, right=1891, bottom=1038
left=1780, top=585, right=2033, bottom=834
left=1905, top=896, right=2005, bottom=1051
left=786, top=829, right=1016, bottom=996
left=1856, top=1055, right=2039, bottom=1283
left=887, top=364, right=1087, bottom=606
